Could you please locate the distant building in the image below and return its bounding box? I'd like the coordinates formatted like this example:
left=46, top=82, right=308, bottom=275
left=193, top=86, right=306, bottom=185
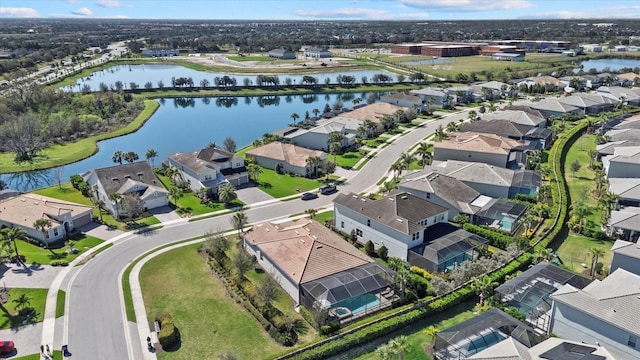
left=421, top=44, right=476, bottom=58
left=268, top=48, right=296, bottom=59
left=141, top=48, right=179, bottom=57
left=304, top=47, right=331, bottom=58
left=492, top=52, right=525, bottom=61
left=582, top=44, right=603, bottom=53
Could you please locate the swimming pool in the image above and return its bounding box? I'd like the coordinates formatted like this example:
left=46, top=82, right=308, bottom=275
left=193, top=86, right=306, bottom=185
left=332, top=293, right=381, bottom=315
left=463, top=331, right=506, bottom=356
left=440, top=251, right=472, bottom=272
left=498, top=216, right=517, bottom=232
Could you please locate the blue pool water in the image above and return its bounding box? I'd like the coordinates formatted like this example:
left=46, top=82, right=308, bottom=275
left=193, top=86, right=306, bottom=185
left=332, top=293, right=380, bottom=315
left=440, top=251, right=472, bottom=272
left=498, top=216, right=517, bottom=232
left=464, top=331, right=506, bottom=356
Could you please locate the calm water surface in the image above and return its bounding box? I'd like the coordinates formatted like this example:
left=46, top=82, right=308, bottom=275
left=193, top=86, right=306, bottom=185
left=1, top=92, right=385, bottom=192
left=578, top=58, right=640, bottom=72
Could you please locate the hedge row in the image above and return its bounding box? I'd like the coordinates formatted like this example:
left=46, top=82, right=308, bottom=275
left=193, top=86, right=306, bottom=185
left=462, top=223, right=513, bottom=249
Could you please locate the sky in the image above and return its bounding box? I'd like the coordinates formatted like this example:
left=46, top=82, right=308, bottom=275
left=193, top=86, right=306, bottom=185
left=1, top=0, right=640, bottom=20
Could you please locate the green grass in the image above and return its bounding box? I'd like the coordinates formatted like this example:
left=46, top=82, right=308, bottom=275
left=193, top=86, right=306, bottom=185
left=139, top=243, right=286, bottom=359
left=15, top=235, right=103, bottom=265
left=155, top=174, right=243, bottom=215
left=353, top=301, right=477, bottom=360
left=256, top=168, right=325, bottom=198
left=313, top=211, right=334, bottom=225
left=33, top=184, right=92, bottom=205
left=335, top=150, right=366, bottom=169
left=556, top=234, right=613, bottom=275
left=227, top=55, right=273, bottom=62
left=363, top=136, right=390, bottom=148
left=0, top=288, right=48, bottom=329
left=0, top=100, right=159, bottom=173
left=13, top=350, right=62, bottom=360
left=55, top=290, right=65, bottom=318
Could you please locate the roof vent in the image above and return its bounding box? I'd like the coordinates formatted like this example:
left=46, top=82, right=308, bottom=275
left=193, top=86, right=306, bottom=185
left=34, top=201, right=39, bottom=205
left=124, top=175, right=131, bottom=179
left=112, top=177, right=118, bottom=181
left=137, top=172, right=144, bottom=176
left=295, top=230, right=299, bottom=235
left=388, top=197, right=394, bottom=201
left=316, top=245, right=323, bottom=249
left=397, top=218, right=403, bottom=223
left=402, top=195, right=408, bottom=199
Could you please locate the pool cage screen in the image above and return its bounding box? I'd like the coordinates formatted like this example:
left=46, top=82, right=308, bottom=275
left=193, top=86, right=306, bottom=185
left=495, top=261, right=591, bottom=328
left=474, top=200, right=528, bottom=233
left=434, top=308, right=545, bottom=360
left=408, top=230, right=488, bottom=273
left=299, top=262, right=396, bottom=311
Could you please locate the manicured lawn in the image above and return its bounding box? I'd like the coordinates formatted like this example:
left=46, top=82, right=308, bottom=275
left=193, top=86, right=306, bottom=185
left=15, top=234, right=103, bottom=265
left=353, top=301, right=477, bottom=360
left=0, top=288, right=48, bottom=330
left=363, top=136, right=390, bottom=148
left=0, top=100, right=159, bottom=173
left=227, top=55, right=273, bottom=62
left=13, top=351, right=62, bottom=360
left=140, top=244, right=286, bottom=359
left=335, top=150, right=367, bottom=169
left=155, top=174, right=243, bottom=215
left=257, top=168, right=325, bottom=198
left=556, top=234, right=613, bottom=275
left=56, top=290, right=66, bottom=318
left=314, top=210, right=334, bottom=226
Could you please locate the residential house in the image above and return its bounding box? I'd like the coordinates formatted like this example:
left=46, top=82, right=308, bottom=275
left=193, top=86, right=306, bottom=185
left=243, top=219, right=396, bottom=312
left=283, top=117, right=360, bottom=151
left=379, top=92, right=424, bottom=109
left=515, top=76, right=565, bottom=92
left=597, top=86, right=640, bottom=106
left=614, top=115, right=640, bottom=130
left=340, top=102, right=407, bottom=124
left=409, top=88, right=453, bottom=109
left=167, top=147, right=248, bottom=193
left=245, top=142, right=327, bottom=177
left=268, top=48, right=296, bottom=59
left=423, top=160, right=541, bottom=199
left=333, top=191, right=449, bottom=260
left=549, top=268, right=640, bottom=359
left=84, top=161, right=168, bottom=216
left=445, top=86, right=479, bottom=104
left=460, top=120, right=553, bottom=149
left=573, top=92, right=617, bottom=112
left=472, top=80, right=514, bottom=99
left=581, top=44, right=603, bottom=53
left=558, top=76, right=588, bottom=91
left=480, top=108, right=547, bottom=128
left=609, top=178, right=640, bottom=207
left=611, top=240, right=640, bottom=276
left=597, top=140, right=640, bottom=157
left=608, top=207, right=640, bottom=243
left=558, top=94, right=608, bottom=114
left=303, top=47, right=331, bottom=58
left=469, top=337, right=616, bottom=360
left=433, top=132, right=524, bottom=168
left=616, top=72, right=639, bottom=87
left=0, top=193, right=93, bottom=245
left=602, top=146, right=640, bottom=178
left=580, top=74, right=604, bottom=89
left=520, top=99, right=581, bottom=118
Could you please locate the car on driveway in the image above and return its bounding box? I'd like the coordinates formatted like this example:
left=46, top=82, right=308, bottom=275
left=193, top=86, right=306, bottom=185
left=319, top=183, right=337, bottom=194
left=301, top=192, right=318, bottom=200
left=0, top=341, right=14, bottom=354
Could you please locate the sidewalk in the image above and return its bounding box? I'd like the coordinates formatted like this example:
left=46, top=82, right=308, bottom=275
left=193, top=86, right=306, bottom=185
left=1, top=263, right=65, bottom=289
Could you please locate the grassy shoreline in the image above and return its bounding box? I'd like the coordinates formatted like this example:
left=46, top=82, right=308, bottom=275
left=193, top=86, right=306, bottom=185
left=0, top=99, right=159, bottom=174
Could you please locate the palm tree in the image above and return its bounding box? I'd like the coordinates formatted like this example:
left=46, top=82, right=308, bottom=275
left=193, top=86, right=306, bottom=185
left=290, top=112, right=300, bottom=125
left=390, top=162, right=403, bottom=181
left=569, top=201, right=590, bottom=234
left=231, top=211, right=248, bottom=236
left=380, top=181, right=396, bottom=195
left=247, top=163, right=263, bottom=183
left=468, top=110, right=478, bottom=122
left=168, top=187, right=181, bottom=207
left=108, top=192, right=122, bottom=218
left=218, top=183, right=237, bottom=205
left=33, top=218, right=53, bottom=251
left=164, top=166, right=179, bottom=185
left=12, top=293, right=31, bottom=313
left=329, top=141, right=342, bottom=164
left=389, top=335, right=410, bottom=360
left=312, top=108, right=320, bottom=118
left=589, top=247, right=605, bottom=279
left=471, top=276, right=498, bottom=305
left=415, top=142, right=432, bottom=168
left=1, top=226, right=29, bottom=265
left=145, top=148, right=158, bottom=168
left=532, top=248, right=553, bottom=264
left=363, top=119, right=377, bottom=138
left=123, top=151, right=139, bottom=163
left=434, top=125, right=447, bottom=141
left=520, top=210, right=538, bottom=237
left=375, top=344, right=393, bottom=360
left=93, top=199, right=105, bottom=222
left=112, top=150, right=124, bottom=164
left=423, top=325, right=438, bottom=345
left=305, top=155, right=322, bottom=178
left=399, top=152, right=415, bottom=171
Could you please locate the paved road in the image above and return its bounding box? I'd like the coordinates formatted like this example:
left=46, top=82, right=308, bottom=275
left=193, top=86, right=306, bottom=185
left=64, top=112, right=470, bottom=359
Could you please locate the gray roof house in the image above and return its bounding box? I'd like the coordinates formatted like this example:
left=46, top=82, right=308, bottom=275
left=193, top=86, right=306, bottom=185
left=605, top=128, right=640, bottom=142
left=609, top=178, right=640, bottom=207
left=611, top=240, right=640, bottom=276
left=472, top=80, right=514, bottom=99
left=480, top=109, right=547, bottom=128
left=549, top=268, right=640, bottom=360
left=432, top=132, right=524, bottom=169
left=423, top=160, right=541, bottom=199
left=84, top=161, right=168, bottom=217
left=608, top=206, right=640, bottom=243
left=469, top=337, right=616, bottom=360
left=409, top=88, right=453, bottom=109
left=520, top=99, right=581, bottom=118
left=596, top=140, right=640, bottom=157
left=597, top=86, right=640, bottom=106
left=379, top=92, right=424, bottom=109
left=283, top=117, right=359, bottom=151
left=557, top=94, right=609, bottom=114
left=268, top=48, right=296, bottom=59
left=333, top=191, right=449, bottom=260
left=460, top=120, right=553, bottom=149
left=602, top=146, right=640, bottom=178
left=303, top=47, right=331, bottom=58
left=167, top=147, right=248, bottom=193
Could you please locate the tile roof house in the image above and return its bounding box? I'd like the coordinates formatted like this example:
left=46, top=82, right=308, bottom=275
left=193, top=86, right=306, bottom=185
left=167, top=147, right=248, bottom=193
left=423, top=160, right=541, bottom=199
left=340, top=102, right=407, bottom=122
left=460, top=120, right=553, bottom=149
left=608, top=178, right=640, bottom=207
left=601, top=146, right=640, bottom=178
left=611, top=240, right=640, bottom=276
left=0, top=193, right=93, bottom=245
left=549, top=268, right=640, bottom=359
left=333, top=191, right=449, bottom=260
left=480, top=109, right=547, bottom=128
left=515, top=76, right=565, bottom=91
left=608, top=206, right=640, bottom=243
left=245, top=142, right=327, bottom=177
left=243, top=219, right=395, bottom=311
left=433, top=132, right=524, bottom=168
left=84, top=161, right=168, bottom=217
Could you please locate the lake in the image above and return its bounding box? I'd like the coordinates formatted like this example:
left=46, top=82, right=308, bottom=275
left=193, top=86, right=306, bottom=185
left=67, top=64, right=399, bottom=91
left=1, top=92, right=385, bottom=192
left=578, top=58, right=640, bottom=72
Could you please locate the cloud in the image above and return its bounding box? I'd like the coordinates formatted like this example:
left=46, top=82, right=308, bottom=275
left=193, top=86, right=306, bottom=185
left=397, top=0, right=534, bottom=12
left=294, top=8, right=389, bottom=19
left=72, top=7, right=93, bottom=16
left=0, top=7, right=39, bottom=17
left=519, top=5, right=640, bottom=19
left=65, top=0, right=80, bottom=3
left=96, top=0, right=121, bottom=8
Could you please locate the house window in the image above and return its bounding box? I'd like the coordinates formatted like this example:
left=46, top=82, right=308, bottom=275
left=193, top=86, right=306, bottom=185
left=367, top=219, right=371, bottom=227
left=412, top=233, right=419, bottom=241
left=426, top=193, right=430, bottom=199
left=629, top=335, right=638, bottom=348
left=341, top=221, right=344, bottom=228
left=356, top=229, right=363, bottom=237
left=53, top=228, right=59, bottom=237
left=440, top=214, right=444, bottom=221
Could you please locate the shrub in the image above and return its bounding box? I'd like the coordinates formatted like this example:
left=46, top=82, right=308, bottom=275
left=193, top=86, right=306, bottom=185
left=376, top=246, right=388, bottom=261
left=155, top=313, right=180, bottom=349
left=410, top=266, right=432, bottom=280
left=463, top=223, right=513, bottom=249
left=320, top=321, right=340, bottom=335
left=51, top=260, right=69, bottom=267
left=298, top=306, right=318, bottom=330
left=364, top=240, right=375, bottom=256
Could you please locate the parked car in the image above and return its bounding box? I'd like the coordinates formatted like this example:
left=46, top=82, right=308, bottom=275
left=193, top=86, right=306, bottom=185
left=301, top=192, right=318, bottom=200
left=319, top=183, right=337, bottom=194
left=0, top=341, right=14, bottom=354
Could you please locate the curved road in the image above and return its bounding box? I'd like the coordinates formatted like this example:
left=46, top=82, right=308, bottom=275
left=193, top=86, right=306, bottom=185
left=64, top=111, right=470, bottom=359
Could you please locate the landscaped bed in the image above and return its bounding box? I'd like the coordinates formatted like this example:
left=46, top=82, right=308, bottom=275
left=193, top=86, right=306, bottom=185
left=0, top=288, right=48, bottom=330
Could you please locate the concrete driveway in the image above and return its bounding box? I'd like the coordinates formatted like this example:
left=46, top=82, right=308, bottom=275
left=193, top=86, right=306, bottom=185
left=148, top=206, right=182, bottom=223
left=236, top=183, right=274, bottom=204
left=0, top=263, right=64, bottom=289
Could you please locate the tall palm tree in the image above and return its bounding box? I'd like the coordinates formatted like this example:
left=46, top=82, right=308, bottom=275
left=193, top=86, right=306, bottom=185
left=363, top=119, right=377, bottom=138
left=423, top=325, right=438, bottom=345
left=389, top=335, right=410, bottom=360
left=218, top=183, right=237, bottom=205
left=390, top=162, right=403, bottom=181
left=399, top=152, right=415, bottom=171
left=247, top=163, right=263, bottom=183
left=305, top=155, right=322, bottom=178
left=93, top=199, right=105, bottom=222
left=380, top=181, right=396, bottom=195
left=446, top=121, right=459, bottom=133
left=108, top=192, right=122, bottom=218
left=471, top=276, right=498, bottom=305
left=1, top=226, right=29, bottom=265
left=231, top=211, right=248, bottom=236
left=589, top=247, right=605, bottom=279
left=312, top=108, right=320, bottom=118
left=145, top=148, right=158, bottom=168
left=415, top=142, right=432, bottom=168
left=164, top=166, right=180, bottom=185
left=168, top=187, right=181, bottom=206
left=290, top=112, right=300, bottom=125
left=33, top=218, right=53, bottom=251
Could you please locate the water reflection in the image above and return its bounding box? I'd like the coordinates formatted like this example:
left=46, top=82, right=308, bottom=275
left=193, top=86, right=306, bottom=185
left=5, top=170, right=52, bottom=193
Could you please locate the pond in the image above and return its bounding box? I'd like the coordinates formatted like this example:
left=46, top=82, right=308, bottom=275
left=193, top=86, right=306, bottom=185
left=1, top=92, right=386, bottom=192
left=400, top=58, right=453, bottom=66
left=577, top=58, right=640, bottom=73
left=66, top=64, right=399, bottom=91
